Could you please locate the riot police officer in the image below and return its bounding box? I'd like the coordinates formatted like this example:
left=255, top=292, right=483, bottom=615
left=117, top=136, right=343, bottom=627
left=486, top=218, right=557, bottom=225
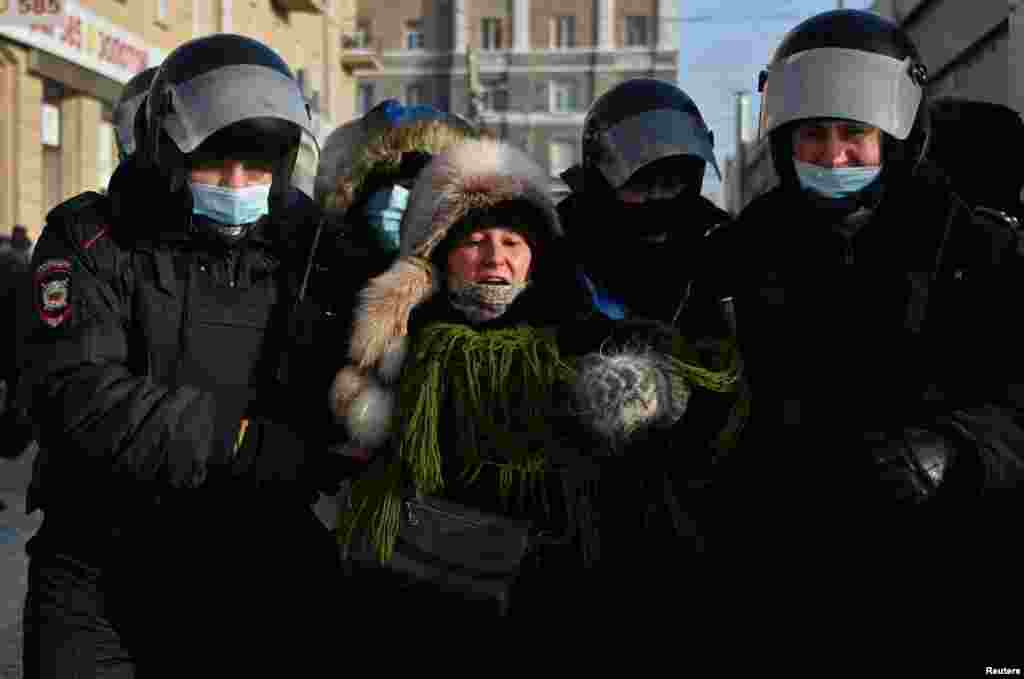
left=19, top=34, right=346, bottom=676
left=556, top=79, right=745, bottom=564
left=558, top=78, right=731, bottom=329
left=706, top=10, right=1024, bottom=588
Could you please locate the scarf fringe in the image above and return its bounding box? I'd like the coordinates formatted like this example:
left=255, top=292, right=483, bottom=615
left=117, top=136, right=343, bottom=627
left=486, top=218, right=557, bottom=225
left=339, top=322, right=576, bottom=562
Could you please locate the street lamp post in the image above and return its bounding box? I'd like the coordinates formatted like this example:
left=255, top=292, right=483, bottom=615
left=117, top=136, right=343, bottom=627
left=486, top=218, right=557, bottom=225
left=466, top=45, right=484, bottom=126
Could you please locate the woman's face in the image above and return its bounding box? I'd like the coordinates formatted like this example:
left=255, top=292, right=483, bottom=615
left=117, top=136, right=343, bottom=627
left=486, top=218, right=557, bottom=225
left=446, top=227, right=532, bottom=285
left=792, top=120, right=883, bottom=168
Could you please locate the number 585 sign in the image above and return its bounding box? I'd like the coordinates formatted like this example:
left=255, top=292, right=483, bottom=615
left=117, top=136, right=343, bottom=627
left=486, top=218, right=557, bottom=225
left=1, top=0, right=65, bottom=26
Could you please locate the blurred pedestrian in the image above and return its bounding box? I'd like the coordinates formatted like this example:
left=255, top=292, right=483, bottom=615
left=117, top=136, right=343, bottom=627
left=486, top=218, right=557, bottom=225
left=0, top=226, right=34, bottom=463
left=9, top=225, right=32, bottom=263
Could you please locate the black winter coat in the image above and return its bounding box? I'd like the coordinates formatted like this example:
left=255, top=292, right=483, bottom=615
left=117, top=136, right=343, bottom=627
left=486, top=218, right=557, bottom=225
left=704, top=166, right=1024, bottom=574
left=19, top=157, right=346, bottom=660
left=557, top=171, right=743, bottom=561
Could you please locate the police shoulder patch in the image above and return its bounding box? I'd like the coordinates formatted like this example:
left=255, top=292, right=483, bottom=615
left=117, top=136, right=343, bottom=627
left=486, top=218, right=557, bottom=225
left=35, top=259, right=73, bottom=328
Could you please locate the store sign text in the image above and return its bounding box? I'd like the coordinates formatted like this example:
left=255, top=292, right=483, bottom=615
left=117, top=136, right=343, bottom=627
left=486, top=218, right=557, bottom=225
left=0, top=0, right=65, bottom=27
left=29, top=14, right=148, bottom=74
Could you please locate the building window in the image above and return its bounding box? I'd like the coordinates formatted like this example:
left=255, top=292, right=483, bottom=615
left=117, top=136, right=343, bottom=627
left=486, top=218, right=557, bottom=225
left=548, top=140, right=575, bottom=177
left=157, top=0, right=169, bottom=23
left=625, top=15, right=652, bottom=47
left=549, top=80, right=578, bottom=113
left=40, top=102, right=60, bottom=148
left=551, top=15, right=575, bottom=48
left=345, top=20, right=371, bottom=48
left=406, top=84, right=424, bottom=106
left=42, top=80, right=63, bottom=210
left=480, top=79, right=508, bottom=112
left=357, top=83, right=375, bottom=115
left=405, top=19, right=424, bottom=50
left=481, top=17, right=503, bottom=50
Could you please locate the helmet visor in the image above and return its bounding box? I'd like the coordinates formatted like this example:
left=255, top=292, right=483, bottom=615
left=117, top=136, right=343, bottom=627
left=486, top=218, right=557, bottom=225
left=758, top=47, right=923, bottom=141
left=160, top=63, right=320, bottom=198
left=595, top=108, right=721, bottom=189
left=114, top=90, right=147, bottom=158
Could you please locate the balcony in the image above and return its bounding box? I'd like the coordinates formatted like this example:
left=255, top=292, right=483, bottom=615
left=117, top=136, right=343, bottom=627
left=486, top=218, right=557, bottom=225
left=340, top=34, right=382, bottom=74
left=272, top=0, right=323, bottom=13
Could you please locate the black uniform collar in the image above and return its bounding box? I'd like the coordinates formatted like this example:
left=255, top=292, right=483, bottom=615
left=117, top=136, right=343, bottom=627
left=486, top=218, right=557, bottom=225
left=759, top=168, right=957, bottom=272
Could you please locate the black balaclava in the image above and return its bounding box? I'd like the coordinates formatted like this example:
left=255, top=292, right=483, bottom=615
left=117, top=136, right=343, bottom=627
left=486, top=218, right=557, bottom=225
left=581, top=155, right=711, bottom=315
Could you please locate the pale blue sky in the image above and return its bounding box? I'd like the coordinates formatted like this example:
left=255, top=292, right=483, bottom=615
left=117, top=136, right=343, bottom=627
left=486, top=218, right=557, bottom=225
left=676, top=0, right=876, bottom=203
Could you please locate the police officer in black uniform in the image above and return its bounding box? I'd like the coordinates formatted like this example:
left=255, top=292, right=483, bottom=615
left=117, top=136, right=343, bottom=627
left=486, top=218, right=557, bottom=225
left=19, top=34, right=346, bottom=677
left=556, top=79, right=744, bottom=567
left=558, top=78, right=731, bottom=329
left=705, top=10, right=1024, bottom=596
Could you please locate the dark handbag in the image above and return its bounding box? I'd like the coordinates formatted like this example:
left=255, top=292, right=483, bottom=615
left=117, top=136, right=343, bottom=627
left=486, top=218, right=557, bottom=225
left=349, top=492, right=533, bottom=616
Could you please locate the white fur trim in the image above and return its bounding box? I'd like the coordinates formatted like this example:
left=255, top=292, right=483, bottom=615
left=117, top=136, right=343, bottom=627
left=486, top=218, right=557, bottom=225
left=376, top=335, right=409, bottom=384
left=345, top=381, right=395, bottom=448
left=329, top=365, right=370, bottom=421
left=349, top=257, right=439, bottom=370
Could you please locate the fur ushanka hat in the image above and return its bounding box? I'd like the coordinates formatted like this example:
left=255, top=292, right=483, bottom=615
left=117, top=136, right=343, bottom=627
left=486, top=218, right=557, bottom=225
left=329, top=137, right=563, bottom=446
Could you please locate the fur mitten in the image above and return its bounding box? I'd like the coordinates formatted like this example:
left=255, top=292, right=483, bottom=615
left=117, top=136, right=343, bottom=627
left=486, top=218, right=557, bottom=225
left=572, top=349, right=690, bottom=452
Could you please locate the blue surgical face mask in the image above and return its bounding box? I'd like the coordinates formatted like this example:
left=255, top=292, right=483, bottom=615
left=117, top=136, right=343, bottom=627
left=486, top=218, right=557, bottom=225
left=363, top=185, right=410, bottom=251
left=794, top=159, right=882, bottom=199
left=190, top=182, right=272, bottom=226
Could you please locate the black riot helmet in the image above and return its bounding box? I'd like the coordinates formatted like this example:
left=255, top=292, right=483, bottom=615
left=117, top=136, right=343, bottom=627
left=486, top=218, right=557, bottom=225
left=757, top=9, right=930, bottom=192
left=581, top=78, right=720, bottom=196
left=142, top=34, right=319, bottom=211
left=113, top=66, right=157, bottom=161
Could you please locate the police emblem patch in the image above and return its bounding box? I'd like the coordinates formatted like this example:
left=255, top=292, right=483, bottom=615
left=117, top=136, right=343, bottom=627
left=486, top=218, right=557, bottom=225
left=35, top=259, right=72, bottom=328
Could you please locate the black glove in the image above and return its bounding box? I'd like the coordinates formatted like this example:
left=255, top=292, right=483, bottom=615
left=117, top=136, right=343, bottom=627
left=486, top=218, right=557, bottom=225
left=868, top=428, right=952, bottom=505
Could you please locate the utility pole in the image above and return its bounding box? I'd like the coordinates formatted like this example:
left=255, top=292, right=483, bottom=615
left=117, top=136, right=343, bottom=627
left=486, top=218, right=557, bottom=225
left=733, top=90, right=749, bottom=212
left=837, top=0, right=845, bottom=8
left=466, top=45, right=484, bottom=127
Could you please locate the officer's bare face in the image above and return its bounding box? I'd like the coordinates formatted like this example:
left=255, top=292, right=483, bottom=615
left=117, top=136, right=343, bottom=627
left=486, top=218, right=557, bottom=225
left=447, top=227, right=532, bottom=286
left=792, top=120, right=882, bottom=168
left=187, top=152, right=276, bottom=188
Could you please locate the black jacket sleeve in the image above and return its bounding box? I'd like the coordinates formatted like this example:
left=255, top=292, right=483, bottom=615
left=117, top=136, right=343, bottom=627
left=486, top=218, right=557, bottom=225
left=22, top=203, right=247, bottom=490
left=922, top=205, right=1024, bottom=494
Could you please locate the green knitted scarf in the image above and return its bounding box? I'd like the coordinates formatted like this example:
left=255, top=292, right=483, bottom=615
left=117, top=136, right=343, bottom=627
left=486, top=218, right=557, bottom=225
left=337, top=322, right=577, bottom=562
left=336, top=322, right=750, bottom=562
